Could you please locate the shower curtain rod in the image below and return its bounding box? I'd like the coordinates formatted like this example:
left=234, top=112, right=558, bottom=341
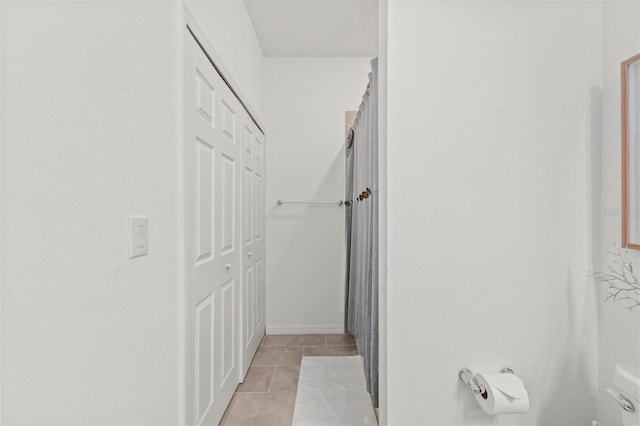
left=277, top=200, right=344, bottom=206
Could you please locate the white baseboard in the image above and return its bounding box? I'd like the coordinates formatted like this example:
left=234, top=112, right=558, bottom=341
left=266, top=324, right=345, bottom=335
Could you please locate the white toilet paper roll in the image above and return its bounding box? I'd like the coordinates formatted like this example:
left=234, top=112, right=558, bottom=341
left=473, top=372, right=530, bottom=415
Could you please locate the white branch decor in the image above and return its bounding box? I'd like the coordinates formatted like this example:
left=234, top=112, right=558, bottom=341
left=590, top=243, right=640, bottom=313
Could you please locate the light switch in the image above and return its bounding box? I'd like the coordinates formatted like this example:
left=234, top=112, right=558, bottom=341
left=129, top=217, right=148, bottom=258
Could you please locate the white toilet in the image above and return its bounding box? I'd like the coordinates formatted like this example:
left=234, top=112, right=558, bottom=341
left=611, top=364, right=640, bottom=426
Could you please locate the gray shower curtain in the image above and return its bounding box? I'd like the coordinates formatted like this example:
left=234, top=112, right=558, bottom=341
left=345, top=58, right=378, bottom=407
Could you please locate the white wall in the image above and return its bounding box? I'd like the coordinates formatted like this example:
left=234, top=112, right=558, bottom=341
left=385, top=2, right=601, bottom=425
left=598, top=2, right=640, bottom=425
left=0, top=1, right=265, bottom=424
left=184, top=0, right=264, bottom=118
left=1, top=2, right=180, bottom=424
left=263, top=57, right=372, bottom=334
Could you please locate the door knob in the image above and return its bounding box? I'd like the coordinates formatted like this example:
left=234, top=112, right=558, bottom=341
left=225, top=263, right=231, bottom=270
left=248, top=252, right=253, bottom=258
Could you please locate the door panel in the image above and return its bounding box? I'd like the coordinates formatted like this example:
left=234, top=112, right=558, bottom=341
left=221, top=100, right=235, bottom=142
left=244, top=265, right=254, bottom=349
left=241, top=120, right=265, bottom=375
left=254, top=134, right=263, bottom=164
left=195, top=295, right=214, bottom=420
left=195, top=70, right=215, bottom=126
left=244, top=126, right=254, bottom=158
left=220, top=154, right=236, bottom=255
left=256, top=259, right=264, bottom=328
left=221, top=279, right=236, bottom=385
left=254, top=172, right=263, bottom=242
left=186, top=31, right=244, bottom=426
left=195, top=140, right=214, bottom=264
left=244, top=166, right=253, bottom=246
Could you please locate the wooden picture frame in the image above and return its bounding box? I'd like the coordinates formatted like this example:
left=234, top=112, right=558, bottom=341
left=622, top=53, right=640, bottom=249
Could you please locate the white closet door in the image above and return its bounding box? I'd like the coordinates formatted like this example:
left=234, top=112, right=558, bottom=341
left=241, top=118, right=265, bottom=375
left=185, top=32, right=242, bottom=426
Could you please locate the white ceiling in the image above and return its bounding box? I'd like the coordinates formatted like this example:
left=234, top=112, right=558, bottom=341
left=244, top=0, right=378, bottom=57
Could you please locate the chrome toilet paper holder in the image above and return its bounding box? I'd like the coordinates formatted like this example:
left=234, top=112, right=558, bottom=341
left=458, top=367, right=515, bottom=395
left=606, top=387, right=636, bottom=413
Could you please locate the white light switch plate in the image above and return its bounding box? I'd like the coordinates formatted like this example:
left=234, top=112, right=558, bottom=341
left=129, top=217, right=148, bottom=258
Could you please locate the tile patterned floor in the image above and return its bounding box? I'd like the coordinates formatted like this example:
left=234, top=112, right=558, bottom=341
left=219, top=334, right=358, bottom=426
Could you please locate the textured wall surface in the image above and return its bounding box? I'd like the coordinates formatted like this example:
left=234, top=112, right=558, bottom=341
left=385, top=2, right=601, bottom=425
left=1, top=2, right=180, bottom=424
left=598, top=2, right=640, bottom=425
left=0, top=1, right=266, bottom=424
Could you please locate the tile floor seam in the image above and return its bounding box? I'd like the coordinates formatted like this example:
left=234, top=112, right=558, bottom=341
left=266, top=364, right=277, bottom=393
